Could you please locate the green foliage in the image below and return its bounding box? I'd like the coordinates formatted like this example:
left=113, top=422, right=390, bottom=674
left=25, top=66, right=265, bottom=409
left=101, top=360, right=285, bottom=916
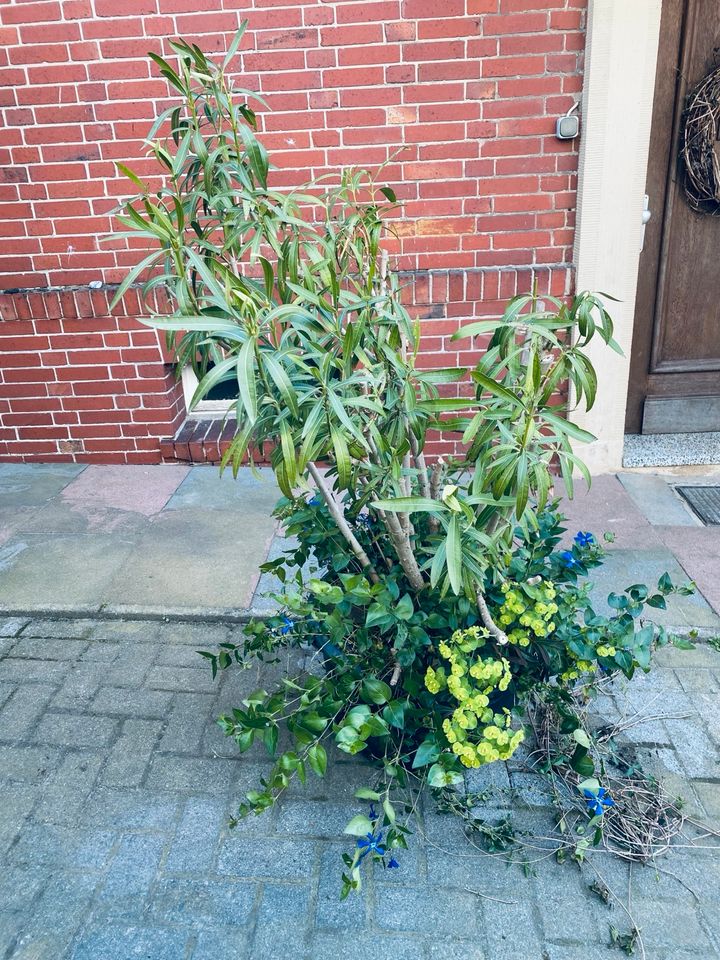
left=113, top=29, right=693, bottom=897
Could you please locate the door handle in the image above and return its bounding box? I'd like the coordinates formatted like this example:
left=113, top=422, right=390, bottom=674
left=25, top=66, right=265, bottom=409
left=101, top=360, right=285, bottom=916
left=640, top=194, right=652, bottom=251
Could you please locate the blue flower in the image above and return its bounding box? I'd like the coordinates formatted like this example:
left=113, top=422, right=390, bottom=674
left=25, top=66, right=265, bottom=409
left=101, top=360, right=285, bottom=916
left=560, top=550, right=579, bottom=569
left=280, top=616, right=294, bottom=635
left=574, top=531, right=595, bottom=548
left=355, top=513, right=374, bottom=528
left=307, top=495, right=321, bottom=507
left=582, top=787, right=615, bottom=817
left=387, top=856, right=400, bottom=869
left=368, top=803, right=378, bottom=820
left=357, top=832, right=385, bottom=859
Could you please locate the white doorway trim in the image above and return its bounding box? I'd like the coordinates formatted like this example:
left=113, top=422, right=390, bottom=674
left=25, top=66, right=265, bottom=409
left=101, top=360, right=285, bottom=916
left=570, top=0, right=663, bottom=473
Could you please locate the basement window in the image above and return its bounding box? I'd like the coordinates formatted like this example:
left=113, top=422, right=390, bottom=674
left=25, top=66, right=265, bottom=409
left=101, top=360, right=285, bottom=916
left=181, top=364, right=236, bottom=420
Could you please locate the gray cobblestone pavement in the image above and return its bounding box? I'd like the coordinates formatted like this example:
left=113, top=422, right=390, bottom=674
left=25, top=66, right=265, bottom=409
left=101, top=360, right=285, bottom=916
left=1, top=616, right=719, bottom=960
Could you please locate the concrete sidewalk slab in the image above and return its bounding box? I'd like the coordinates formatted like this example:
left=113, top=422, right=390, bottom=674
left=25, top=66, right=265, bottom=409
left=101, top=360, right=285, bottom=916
left=0, top=462, right=85, bottom=507
left=0, top=535, right=138, bottom=610
left=586, top=547, right=720, bottom=630
left=60, top=464, right=190, bottom=517
left=165, top=465, right=280, bottom=514
left=104, top=508, right=276, bottom=614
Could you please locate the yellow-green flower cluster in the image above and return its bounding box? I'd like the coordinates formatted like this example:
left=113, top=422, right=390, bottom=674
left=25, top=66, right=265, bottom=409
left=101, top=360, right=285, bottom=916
left=498, top=580, right=559, bottom=647
left=560, top=643, right=617, bottom=681
left=425, top=627, right=524, bottom=769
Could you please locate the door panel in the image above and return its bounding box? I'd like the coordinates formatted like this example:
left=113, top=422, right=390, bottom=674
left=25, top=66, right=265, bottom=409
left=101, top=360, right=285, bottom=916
left=626, top=0, right=720, bottom=434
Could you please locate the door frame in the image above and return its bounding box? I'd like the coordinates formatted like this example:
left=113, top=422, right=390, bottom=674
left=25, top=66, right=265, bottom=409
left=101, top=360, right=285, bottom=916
left=570, top=0, right=664, bottom=473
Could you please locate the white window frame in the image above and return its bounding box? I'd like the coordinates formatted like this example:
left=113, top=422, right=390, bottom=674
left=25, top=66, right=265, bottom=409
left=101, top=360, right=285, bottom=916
left=181, top=365, right=236, bottom=420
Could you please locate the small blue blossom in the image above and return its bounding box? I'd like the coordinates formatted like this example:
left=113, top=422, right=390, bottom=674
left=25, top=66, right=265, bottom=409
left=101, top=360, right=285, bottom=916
left=307, top=495, right=321, bottom=507
left=368, top=803, right=378, bottom=820
left=357, top=832, right=385, bottom=859
left=560, top=550, right=579, bottom=569
left=582, top=787, right=615, bottom=817
left=280, top=616, right=294, bottom=635
left=387, top=856, right=400, bottom=869
left=355, top=513, right=374, bottom=528
left=574, top=531, right=595, bottom=548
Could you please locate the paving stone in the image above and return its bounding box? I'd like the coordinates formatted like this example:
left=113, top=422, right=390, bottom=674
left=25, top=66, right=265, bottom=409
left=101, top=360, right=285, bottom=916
left=509, top=772, right=556, bottom=808
left=158, top=693, right=216, bottom=755
left=694, top=780, right=720, bottom=818
left=98, top=833, right=167, bottom=913
left=90, top=685, right=172, bottom=718
left=0, top=683, right=56, bottom=739
left=465, top=760, right=512, bottom=799
left=11, top=823, right=116, bottom=870
left=0, top=744, right=59, bottom=782
left=0, top=681, right=14, bottom=711
left=374, top=886, right=480, bottom=936
left=156, top=620, right=233, bottom=647
left=88, top=619, right=161, bottom=643
left=192, top=928, right=250, bottom=960
left=0, top=865, right=47, bottom=913
left=8, top=637, right=89, bottom=660
left=80, top=639, right=123, bottom=662
left=427, top=941, right=486, bottom=960
left=665, top=714, right=720, bottom=779
left=0, top=617, right=30, bottom=637
left=70, top=923, right=190, bottom=960
left=15, top=871, right=99, bottom=956
left=309, top=933, right=423, bottom=960
left=50, top=660, right=115, bottom=710
left=101, top=718, right=160, bottom=787
left=425, top=844, right=528, bottom=895
left=34, top=712, right=117, bottom=748
left=0, top=658, right=69, bottom=685
left=164, top=797, right=228, bottom=873
left=538, top=894, right=604, bottom=943
left=101, top=643, right=158, bottom=687
left=22, top=618, right=96, bottom=639
left=151, top=876, right=257, bottom=927
left=315, top=847, right=369, bottom=929
left=480, top=899, right=544, bottom=960
left=217, top=837, right=318, bottom=880
left=146, top=665, right=217, bottom=693
left=275, top=800, right=358, bottom=838
left=33, top=750, right=105, bottom=823
left=145, top=755, right=241, bottom=795
left=155, top=642, right=210, bottom=668
left=629, top=899, right=715, bottom=952
left=252, top=883, right=312, bottom=960
left=0, top=783, right=36, bottom=852
left=82, top=787, right=180, bottom=829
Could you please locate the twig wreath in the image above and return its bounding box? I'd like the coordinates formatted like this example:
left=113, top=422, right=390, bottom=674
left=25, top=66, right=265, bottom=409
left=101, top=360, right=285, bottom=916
left=681, top=62, right=720, bottom=213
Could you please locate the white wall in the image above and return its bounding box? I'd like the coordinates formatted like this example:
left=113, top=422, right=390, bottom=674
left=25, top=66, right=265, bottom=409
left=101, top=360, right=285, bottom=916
left=571, top=0, right=663, bottom=473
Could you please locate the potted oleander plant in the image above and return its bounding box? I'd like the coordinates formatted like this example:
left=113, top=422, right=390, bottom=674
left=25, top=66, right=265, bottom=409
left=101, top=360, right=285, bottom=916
left=113, top=26, right=692, bottom=895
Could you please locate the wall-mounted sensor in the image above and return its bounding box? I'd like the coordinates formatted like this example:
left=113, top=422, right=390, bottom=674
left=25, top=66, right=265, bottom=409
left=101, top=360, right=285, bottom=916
left=556, top=102, right=580, bottom=140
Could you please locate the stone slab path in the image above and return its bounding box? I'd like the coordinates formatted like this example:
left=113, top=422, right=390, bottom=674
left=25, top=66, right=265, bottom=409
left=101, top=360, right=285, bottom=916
left=1, top=615, right=719, bottom=960
left=0, top=464, right=719, bottom=630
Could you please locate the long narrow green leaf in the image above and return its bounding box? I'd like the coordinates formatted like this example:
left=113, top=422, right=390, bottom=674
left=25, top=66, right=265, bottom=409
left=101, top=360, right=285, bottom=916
left=237, top=338, right=257, bottom=423
left=446, top=514, right=462, bottom=596
left=371, top=497, right=445, bottom=513
left=331, top=426, right=350, bottom=490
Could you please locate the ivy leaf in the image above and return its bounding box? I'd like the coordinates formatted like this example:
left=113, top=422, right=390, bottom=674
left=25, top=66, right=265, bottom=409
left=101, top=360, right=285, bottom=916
left=382, top=701, right=406, bottom=729
left=361, top=678, right=392, bottom=705
left=354, top=788, right=381, bottom=801
left=344, top=814, right=373, bottom=837
left=307, top=743, right=327, bottom=777
left=411, top=738, right=440, bottom=769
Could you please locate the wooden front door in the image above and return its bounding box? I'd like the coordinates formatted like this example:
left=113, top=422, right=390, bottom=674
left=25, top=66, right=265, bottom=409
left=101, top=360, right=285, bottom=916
left=626, top=0, right=720, bottom=435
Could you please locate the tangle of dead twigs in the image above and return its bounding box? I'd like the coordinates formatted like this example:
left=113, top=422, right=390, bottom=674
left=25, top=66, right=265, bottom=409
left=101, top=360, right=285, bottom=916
left=681, top=63, right=720, bottom=213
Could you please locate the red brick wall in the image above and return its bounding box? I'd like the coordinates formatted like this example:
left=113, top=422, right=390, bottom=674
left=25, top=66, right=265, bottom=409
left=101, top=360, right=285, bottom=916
left=0, top=0, right=586, bottom=463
